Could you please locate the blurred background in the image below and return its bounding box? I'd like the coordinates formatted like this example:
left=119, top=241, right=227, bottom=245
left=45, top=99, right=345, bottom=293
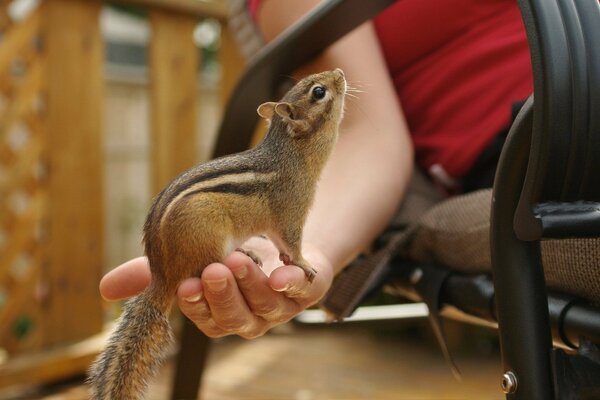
left=0, top=1, right=503, bottom=398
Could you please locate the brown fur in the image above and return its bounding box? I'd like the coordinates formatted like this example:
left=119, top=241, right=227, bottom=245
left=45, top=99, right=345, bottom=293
left=88, top=69, right=346, bottom=399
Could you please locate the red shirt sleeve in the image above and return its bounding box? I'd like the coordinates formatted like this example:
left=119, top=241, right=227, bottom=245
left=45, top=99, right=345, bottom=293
left=247, top=0, right=261, bottom=20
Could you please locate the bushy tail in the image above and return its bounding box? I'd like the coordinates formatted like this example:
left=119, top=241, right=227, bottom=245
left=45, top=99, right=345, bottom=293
left=88, top=288, right=173, bottom=400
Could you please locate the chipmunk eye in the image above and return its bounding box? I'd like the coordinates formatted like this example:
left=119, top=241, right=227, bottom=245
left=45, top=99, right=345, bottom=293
left=312, top=86, right=327, bottom=100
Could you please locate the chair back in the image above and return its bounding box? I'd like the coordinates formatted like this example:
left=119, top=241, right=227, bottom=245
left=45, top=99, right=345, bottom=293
left=515, top=0, right=600, bottom=240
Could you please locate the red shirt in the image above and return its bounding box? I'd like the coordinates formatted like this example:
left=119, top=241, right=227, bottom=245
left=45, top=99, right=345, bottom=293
left=249, top=0, right=533, bottom=185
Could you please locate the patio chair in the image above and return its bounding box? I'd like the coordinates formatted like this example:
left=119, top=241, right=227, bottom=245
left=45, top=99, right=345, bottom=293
left=171, top=0, right=600, bottom=399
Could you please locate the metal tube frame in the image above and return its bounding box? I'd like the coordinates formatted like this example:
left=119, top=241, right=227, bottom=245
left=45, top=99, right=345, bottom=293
left=490, top=99, right=555, bottom=399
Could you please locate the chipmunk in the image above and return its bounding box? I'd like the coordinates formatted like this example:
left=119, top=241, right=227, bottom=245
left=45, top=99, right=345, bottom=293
left=88, top=69, right=347, bottom=400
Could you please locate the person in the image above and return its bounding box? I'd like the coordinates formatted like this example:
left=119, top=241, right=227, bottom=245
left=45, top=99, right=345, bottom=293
left=100, top=0, right=532, bottom=339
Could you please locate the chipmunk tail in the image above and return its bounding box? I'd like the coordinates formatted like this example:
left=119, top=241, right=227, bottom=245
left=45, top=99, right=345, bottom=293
left=87, top=287, right=173, bottom=400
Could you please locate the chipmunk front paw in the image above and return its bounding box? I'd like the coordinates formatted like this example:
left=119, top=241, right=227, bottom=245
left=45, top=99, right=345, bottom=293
left=279, top=253, right=317, bottom=282
left=301, top=265, right=318, bottom=283
left=279, top=253, right=291, bottom=265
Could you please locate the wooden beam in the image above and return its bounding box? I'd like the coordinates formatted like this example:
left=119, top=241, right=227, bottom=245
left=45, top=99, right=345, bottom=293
left=149, top=10, right=199, bottom=193
left=112, top=0, right=229, bottom=20
left=43, top=0, right=104, bottom=346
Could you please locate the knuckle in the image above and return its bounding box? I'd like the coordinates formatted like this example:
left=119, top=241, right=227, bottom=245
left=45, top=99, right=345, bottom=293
left=282, top=283, right=310, bottom=299
left=251, top=298, right=303, bottom=322
left=258, top=310, right=288, bottom=324
left=239, top=325, right=268, bottom=339
left=180, top=301, right=211, bottom=324
left=195, top=319, right=227, bottom=338
left=206, top=291, right=236, bottom=309
left=215, top=312, right=251, bottom=332
left=203, top=328, right=229, bottom=338
left=252, top=302, right=279, bottom=320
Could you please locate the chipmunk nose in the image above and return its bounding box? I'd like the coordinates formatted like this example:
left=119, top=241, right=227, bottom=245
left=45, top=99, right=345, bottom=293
left=333, top=68, right=346, bottom=91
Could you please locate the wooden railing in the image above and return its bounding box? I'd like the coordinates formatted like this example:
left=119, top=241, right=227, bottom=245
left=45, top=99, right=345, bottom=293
left=0, top=0, right=238, bottom=389
left=0, top=2, right=47, bottom=358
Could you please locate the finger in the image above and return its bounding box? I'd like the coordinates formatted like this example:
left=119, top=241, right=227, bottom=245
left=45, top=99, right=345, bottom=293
left=99, top=257, right=151, bottom=301
left=225, top=252, right=301, bottom=323
left=178, top=277, right=204, bottom=303
left=200, top=263, right=266, bottom=338
left=177, top=277, right=229, bottom=338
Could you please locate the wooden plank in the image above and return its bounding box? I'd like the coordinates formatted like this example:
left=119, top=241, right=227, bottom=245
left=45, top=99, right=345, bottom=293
left=0, top=134, right=42, bottom=193
left=0, top=259, right=39, bottom=352
left=0, top=192, right=43, bottom=281
left=0, top=3, right=13, bottom=34
left=112, top=0, right=228, bottom=20
left=0, top=142, right=15, bottom=165
left=0, top=55, right=44, bottom=137
left=149, top=10, right=199, bottom=192
left=0, top=197, right=43, bottom=354
left=0, top=7, right=40, bottom=79
left=42, top=0, right=104, bottom=346
left=0, top=116, right=44, bottom=193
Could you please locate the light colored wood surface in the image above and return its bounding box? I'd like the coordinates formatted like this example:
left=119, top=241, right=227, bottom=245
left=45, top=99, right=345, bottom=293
left=149, top=10, right=199, bottom=193
left=43, top=0, right=105, bottom=346
left=7, top=321, right=504, bottom=400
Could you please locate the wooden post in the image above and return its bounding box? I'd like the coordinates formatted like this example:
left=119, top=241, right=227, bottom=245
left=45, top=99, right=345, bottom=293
left=43, top=0, right=104, bottom=346
left=148, top=10, right=207, bottom=399
left=149, top=10, right=199, bottom=193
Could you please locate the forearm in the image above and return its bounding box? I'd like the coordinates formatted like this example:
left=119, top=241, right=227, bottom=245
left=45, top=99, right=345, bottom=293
left=303, top=118, right=413, bottom=274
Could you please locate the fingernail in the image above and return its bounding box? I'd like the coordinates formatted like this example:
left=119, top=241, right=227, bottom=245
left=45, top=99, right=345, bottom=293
left=205, top=278, right=227, bottom=292
left=233, top=265, right=248, bottom=279
left=273, top=283, right=291, bottom=292
left=184, top=293, right=203, bottom=303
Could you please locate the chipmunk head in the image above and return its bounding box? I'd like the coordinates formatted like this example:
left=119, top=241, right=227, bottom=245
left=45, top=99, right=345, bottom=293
left=257, top=69, right=346, bottom=137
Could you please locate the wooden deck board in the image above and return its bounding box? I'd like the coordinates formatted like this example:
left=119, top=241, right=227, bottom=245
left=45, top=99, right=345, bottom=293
left=3, top=320, right=503, bottom=400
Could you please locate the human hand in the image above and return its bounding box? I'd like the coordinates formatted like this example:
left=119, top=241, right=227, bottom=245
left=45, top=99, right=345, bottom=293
left=99, top=237, right=333, bottom=339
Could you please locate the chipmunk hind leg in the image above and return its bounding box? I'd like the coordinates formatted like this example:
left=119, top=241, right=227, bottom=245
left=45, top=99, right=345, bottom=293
left=160, top=198, right=236, bottom=281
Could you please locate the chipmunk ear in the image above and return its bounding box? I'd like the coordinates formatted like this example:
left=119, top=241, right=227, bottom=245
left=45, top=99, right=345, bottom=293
left=274, top=102, right=311, bottom=136
left=273, top=102, right=294, bottom=119
left=257, top=102, right=277, bottom=120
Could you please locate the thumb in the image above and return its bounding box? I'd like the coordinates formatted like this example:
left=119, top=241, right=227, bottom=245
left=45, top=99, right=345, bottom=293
left=99, top=257, right=151, bottom=301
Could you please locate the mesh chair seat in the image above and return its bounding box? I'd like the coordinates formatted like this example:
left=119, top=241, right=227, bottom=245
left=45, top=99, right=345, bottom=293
left=401, top=189, right=600, bottom=305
